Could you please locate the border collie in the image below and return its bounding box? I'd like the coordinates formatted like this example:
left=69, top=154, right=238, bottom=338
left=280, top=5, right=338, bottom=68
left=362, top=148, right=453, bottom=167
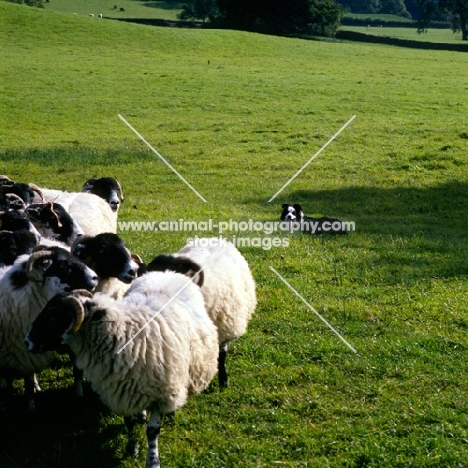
left=280, top=204, right=347, bottom=235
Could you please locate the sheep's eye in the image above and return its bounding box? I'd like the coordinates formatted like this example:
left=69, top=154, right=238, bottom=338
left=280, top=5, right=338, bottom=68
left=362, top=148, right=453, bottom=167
left=91, top=310, right=106, bottom=321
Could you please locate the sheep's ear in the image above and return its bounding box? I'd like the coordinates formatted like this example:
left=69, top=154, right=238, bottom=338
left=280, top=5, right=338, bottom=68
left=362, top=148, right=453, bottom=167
left=71, top=236, right=92, bottom=262
left=81, top=179, right=96, bottom=193
left=26, top=250, right=53, bottom=282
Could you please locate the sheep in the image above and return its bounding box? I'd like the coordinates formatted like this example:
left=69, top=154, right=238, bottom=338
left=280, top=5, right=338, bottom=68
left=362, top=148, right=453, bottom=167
left=0, top=246, right=98, bottom=415
left=0, top=230, right=39, bottom=267
left=98, top=13, right=103, bottom=18
left=71, top=233, right=139, bottom=299
left=26, top=202, right=84, bottom=246
left=0, top=179, right=44, bottom=206
left=146, top=237, right=257, bottom=388
left=89, top=13, right=94, bottom=17
left=26, top=271, right=219, bottom=468
left=81, top=177, right=124, bottom=213
left=120, top=7, right=125, bottom=11
left=37, top=177, right=124, bottom=236
left=0, top=209, right=41, bottom=238
left=0, top=193, right=27, bottom=212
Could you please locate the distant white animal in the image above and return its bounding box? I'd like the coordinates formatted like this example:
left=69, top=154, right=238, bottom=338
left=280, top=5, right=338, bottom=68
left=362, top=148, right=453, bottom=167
left=89, top=14, right=94, bottom=17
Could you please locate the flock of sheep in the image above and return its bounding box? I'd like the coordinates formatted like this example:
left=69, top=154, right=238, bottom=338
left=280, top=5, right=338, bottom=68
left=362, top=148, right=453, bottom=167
left=0, top=174, right=257, bottom=468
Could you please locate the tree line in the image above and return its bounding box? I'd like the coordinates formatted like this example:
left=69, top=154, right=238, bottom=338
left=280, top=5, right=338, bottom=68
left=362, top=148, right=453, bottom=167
left=179, top=0, right=467, bottom=40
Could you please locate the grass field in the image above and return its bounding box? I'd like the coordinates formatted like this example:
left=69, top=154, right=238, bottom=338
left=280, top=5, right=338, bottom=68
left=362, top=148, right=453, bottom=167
left=1, top=1, right=468, bottom=467
left=42, top=0, right=184, bottom=20
left=341, top=25, right=465, bottom=44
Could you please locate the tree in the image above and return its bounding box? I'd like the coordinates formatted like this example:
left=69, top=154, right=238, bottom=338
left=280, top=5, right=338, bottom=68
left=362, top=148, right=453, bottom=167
left=179, top=0, right=218, bottom=23
left=379, top=0, right=411, bottom=16
left=215, top=0, right=343, bottom=37
left=417, top=0, right=468, bottom=40
left=337, top=0, right=380, bottom=14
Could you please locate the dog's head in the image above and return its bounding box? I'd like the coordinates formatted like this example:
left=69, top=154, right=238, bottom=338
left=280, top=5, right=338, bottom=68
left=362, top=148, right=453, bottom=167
left=280, top=204, right=305, bottom=221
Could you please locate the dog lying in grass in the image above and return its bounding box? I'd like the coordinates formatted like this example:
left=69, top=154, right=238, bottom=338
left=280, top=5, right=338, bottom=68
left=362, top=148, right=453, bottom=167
left=280, top=204, right=348, bottom=235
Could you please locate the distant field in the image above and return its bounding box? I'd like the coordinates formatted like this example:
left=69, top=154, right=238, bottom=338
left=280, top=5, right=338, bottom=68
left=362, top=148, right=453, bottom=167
left=341, top=25, right=465, bottom=44
left=2, top=2, right=468, bottom=468
left=43, top=0, right=183, bottom=20
left=343, top=13, right=414, bottom=23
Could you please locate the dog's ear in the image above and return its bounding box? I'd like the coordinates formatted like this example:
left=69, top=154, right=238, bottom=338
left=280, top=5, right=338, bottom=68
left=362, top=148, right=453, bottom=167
left=293, top=204, right=303, bottom=212
left=282, top=204, right=289, bottom=209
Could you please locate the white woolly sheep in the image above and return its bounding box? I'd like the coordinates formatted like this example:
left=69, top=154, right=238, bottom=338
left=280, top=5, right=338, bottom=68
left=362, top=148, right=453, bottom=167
left=26, top=271, right=219, bottom=468
left=71, top=233, right=139, bottom=299
left=146, top=237, right=257, bottom=387
left=0, top=247, right=98, bottom=414
left=37, top=177, right=124, bottom=236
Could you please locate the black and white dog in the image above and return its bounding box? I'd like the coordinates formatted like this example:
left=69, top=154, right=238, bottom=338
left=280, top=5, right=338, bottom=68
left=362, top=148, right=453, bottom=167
left=280, top=204, right=348, bottom=235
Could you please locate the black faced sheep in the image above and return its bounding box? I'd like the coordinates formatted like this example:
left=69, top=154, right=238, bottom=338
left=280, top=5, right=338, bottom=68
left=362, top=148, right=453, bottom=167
left=36, top=177, right=124, bottom=236
left=0, top=209, right=41, bottom=237
left=0, top=230, right=39, bottom=267
left=81, top=177, right=124, bottom=213
left=71, top=233, right=139, bottom=299
left=26, top=271, right=219, bottom=468
left=146, top=237, right=257, bottom=388
left=0, top=179, right=44, bottom=207
left=0, top=246, right=98, bottom=414
left=26, top=202, right=84, bottom=246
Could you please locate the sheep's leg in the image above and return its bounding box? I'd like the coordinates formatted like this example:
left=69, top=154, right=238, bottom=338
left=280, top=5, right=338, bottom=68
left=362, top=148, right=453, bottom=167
left=124, top=415, right=140, bottom=457
left=146, top=412, right=161, bottom=468
left=218, top=342, right=229, bottom=388
left=70, top=353, right=84, bottom=398
left=0, top=376, right=9, bottom=416
left=24, top=374, right=38, bottom=415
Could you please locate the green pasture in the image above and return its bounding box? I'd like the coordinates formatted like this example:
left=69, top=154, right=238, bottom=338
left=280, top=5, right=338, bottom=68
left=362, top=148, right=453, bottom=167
left=1, top=1, right=468, bottom=467
left=42, top=0, right=184, bottom=20
left=341, top=25, right=466, bottom=44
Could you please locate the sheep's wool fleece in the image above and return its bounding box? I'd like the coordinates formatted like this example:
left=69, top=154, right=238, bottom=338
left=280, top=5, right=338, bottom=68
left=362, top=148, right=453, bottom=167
left=41, top=189, right=117, bottom=236
left=178, top=239, right=257, bottom=344
left=0, top=255, right=57, bottom=376
left=69, top=272, right=218, bottom=416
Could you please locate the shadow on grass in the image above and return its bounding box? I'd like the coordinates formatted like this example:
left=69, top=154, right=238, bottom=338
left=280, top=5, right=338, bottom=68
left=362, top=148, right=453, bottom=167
left=128, top=0, right=184, bottom=11
left=0, top=385, right=124, bottom=468
left=269, top=181, right=468, bottom=279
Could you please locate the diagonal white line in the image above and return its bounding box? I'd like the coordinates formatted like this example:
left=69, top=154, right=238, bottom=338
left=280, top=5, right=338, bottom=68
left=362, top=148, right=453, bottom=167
left=116, top=267, right=205, bottom=354
left=118, top=114, right=207, bottom=203
left=269, top=266, right=357, bottom=354
left=268, top=115, right=356, bottom=203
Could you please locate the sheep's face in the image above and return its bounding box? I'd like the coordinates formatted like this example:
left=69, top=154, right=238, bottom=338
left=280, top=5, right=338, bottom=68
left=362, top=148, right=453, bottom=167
left=0, top=230, right=38, bottom=267
left=72, top=233, right=138, bottom=283
left=26, top=203, right=84, bottom=245
left=81, top=177, right=123, bottom=212
left=25, top=292, right=76, bottom=353
left=20, top=247, right=98, bottom=297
